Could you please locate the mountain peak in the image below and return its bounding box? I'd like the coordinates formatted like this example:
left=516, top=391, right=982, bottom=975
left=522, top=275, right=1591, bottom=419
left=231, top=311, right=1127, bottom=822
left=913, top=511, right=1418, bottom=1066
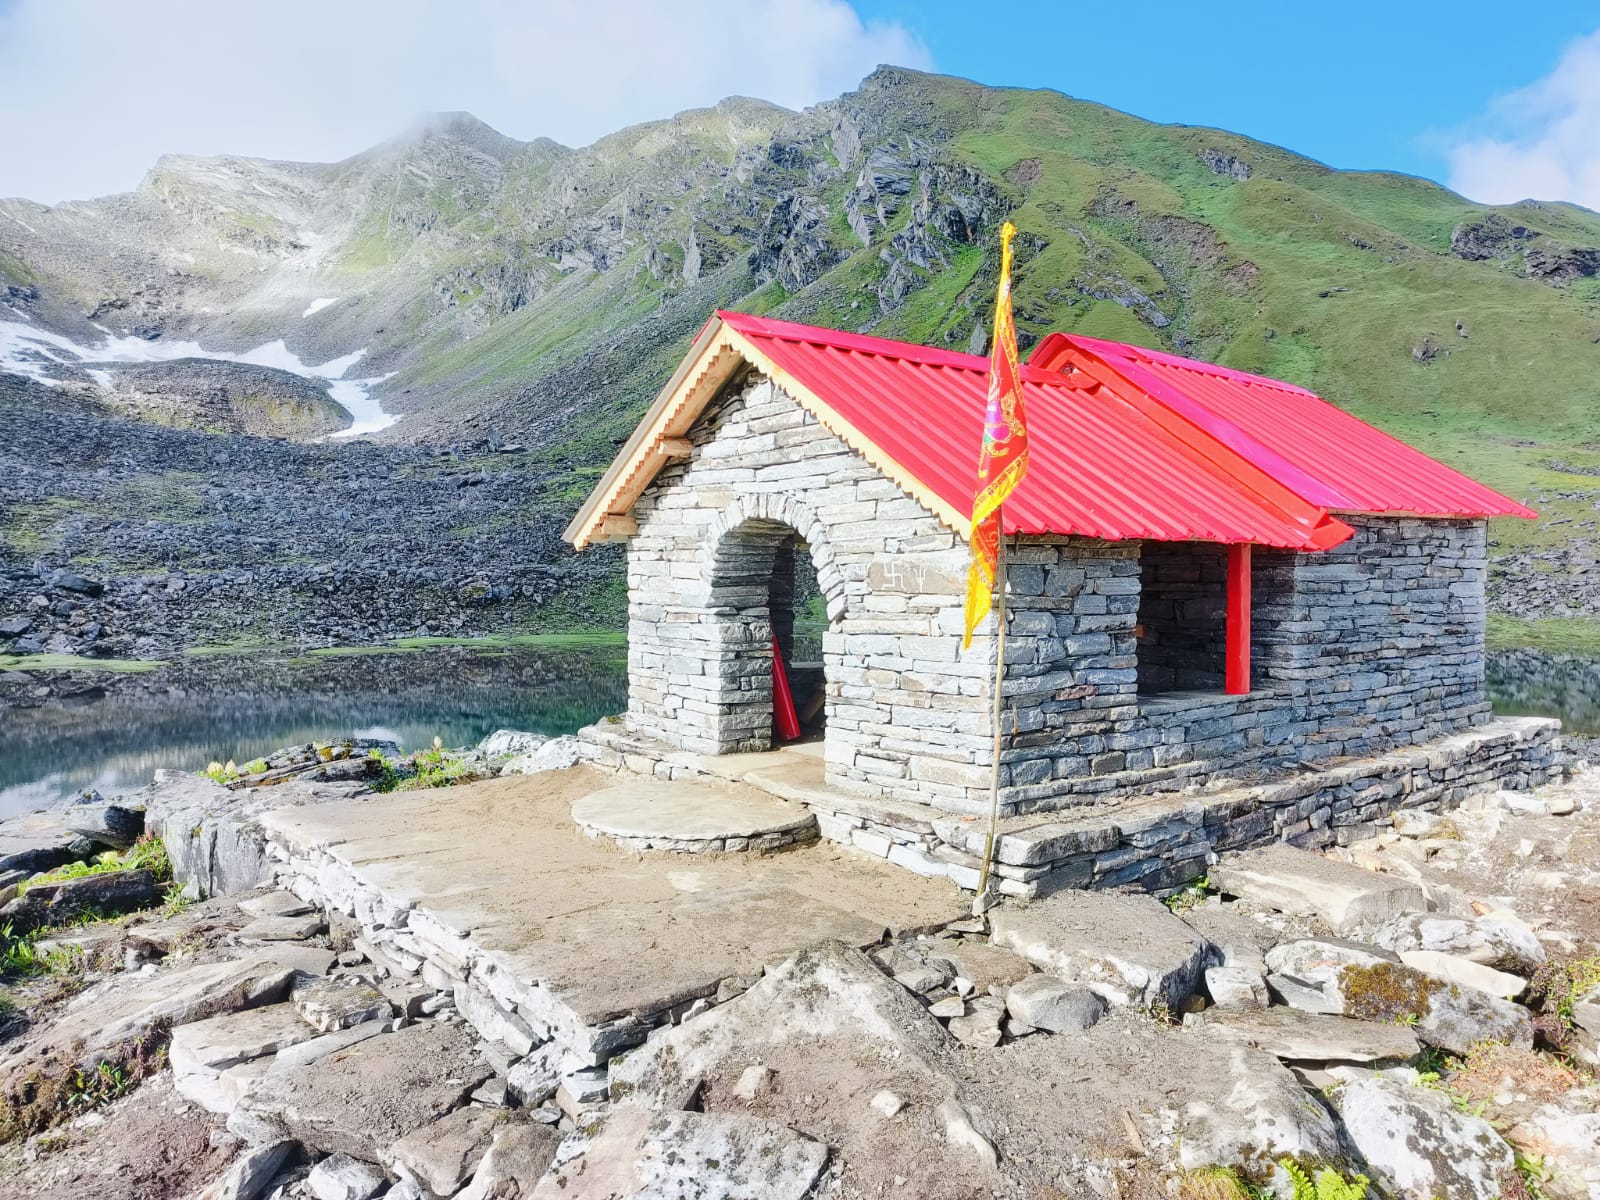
left=382, top=111, right=524, bottom=160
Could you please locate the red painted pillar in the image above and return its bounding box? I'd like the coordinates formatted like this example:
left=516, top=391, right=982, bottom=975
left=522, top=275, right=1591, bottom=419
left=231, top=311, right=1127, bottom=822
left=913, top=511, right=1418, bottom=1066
left=1226, top=543, right=1252, bottom=695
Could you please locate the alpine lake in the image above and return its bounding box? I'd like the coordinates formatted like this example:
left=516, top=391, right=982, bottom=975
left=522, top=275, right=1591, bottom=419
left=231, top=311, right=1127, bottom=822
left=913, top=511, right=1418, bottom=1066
left=0, top=638, right=1593, bottom=819
left=0, top=636, right=628, bottom=818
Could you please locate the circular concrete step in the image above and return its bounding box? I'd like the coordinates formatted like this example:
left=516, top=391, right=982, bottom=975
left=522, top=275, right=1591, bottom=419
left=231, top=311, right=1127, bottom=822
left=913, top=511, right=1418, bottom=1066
left=571, top=779, right=818, bottom=853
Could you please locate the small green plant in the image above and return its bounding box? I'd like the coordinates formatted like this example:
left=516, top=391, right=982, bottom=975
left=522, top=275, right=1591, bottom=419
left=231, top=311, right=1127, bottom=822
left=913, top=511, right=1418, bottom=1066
left=0, top=988, right=16, bottom=1023
left=0, top=922, right=79, bottom=978
left=204, top=759, right=239, bottom=785
left=1508, top=1151, right=1551, bottom=1200
left=1527, top=953, right=1600, bottom=1028
left=1164, top=875, right=1213, bottom=913
left=1279, top=1160, right=1369, bottom=1200
left=19, top=834, right=172, bottom=895
left=1178, top=1165, right=1262, bottom=1200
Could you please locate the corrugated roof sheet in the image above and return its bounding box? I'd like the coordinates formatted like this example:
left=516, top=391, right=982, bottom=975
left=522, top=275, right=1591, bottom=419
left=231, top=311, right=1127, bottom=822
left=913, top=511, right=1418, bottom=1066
left=1048, top=333, right=1536, bottom=519
left=721, top=312, right=1353, bottom=550
left=567, top=311, right=1534, bottom=552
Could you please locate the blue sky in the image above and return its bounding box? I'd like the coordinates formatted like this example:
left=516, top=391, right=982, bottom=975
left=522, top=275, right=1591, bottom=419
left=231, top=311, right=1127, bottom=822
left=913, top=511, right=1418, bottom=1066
left=0, top=0, right=1596, bottom=208
left=856, top=0, right=1596, bottom=181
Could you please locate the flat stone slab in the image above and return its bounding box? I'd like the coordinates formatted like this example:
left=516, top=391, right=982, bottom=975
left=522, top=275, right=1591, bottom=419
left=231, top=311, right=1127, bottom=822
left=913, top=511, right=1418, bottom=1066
left=571, top=778, right=817, bottom=852
left=260, top=768, right=962, bottom=1047
left=1197, top=1006, right=1421, bottom=1063
left=228, top=1020, right=492, bottom=1161
left=989, top=891, right=1208, bottom=1008
left=1210, top=844, right=1428, bottom=934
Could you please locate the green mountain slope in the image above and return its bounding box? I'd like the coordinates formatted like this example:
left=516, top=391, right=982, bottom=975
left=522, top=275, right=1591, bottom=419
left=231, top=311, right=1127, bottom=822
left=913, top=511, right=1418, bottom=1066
left=5, top=68, right=1600, bottom=577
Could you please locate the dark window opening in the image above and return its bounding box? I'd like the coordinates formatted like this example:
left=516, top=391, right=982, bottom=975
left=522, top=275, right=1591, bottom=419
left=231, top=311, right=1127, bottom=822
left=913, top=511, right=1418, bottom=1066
left=1135, top=542, right=1298, bottom=697
left=1136, top=542, right=1230, bottom=694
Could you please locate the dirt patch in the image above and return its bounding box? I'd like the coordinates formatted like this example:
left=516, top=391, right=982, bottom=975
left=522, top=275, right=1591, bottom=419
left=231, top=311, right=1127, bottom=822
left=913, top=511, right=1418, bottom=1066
left=0, top=1072, right=241, bottom=1200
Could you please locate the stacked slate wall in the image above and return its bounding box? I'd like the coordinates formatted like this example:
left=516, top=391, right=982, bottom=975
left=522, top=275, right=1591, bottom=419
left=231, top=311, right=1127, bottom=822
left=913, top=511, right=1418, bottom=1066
left=622, top=372, right=1500, bottom=818
left=624, top=374, right=1001, bottom=809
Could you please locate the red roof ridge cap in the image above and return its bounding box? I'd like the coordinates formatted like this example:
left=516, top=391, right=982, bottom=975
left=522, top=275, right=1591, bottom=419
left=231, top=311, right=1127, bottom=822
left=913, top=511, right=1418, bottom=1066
left=716, top=310, right=987, bottom=372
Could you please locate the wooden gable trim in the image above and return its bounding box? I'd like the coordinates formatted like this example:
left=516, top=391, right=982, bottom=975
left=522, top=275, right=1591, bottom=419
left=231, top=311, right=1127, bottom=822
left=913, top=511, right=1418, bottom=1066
left=564, top=318, right=746, bottom=549
left=566, top=318, right=973, bottom=551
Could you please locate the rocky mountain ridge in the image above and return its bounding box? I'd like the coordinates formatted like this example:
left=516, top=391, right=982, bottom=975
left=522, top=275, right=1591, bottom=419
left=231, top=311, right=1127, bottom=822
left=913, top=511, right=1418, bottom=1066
left=5, top=67, right=1600, bottom=643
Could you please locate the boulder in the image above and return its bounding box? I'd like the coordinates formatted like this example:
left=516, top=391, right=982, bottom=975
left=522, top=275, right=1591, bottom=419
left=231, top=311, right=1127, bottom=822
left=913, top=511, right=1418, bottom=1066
left=60, top=800, right=145, bottom=850
left=1178, top=902, right=1277, bottom=975
left=1004, top=974, right=1106, bottom=1033
left=388, top=1105, right=507, bottom=1197
left=1574, top=984, right=1600, bottom=1042
left=989, top=891, right=1208, bottom=1008
left=1178, top=1043, right=1348, bottom=1186
left=1204, top=966, right=1268, bottom=1011
left=0, top=811, right=80, bottom=876
left=228, top=1020, right=492, bottom=1160
left=530, top=1106, right=828, bottom=1200
left=611, top=942, right=950, bottom=1108
left=269, top=1017, right=389, bottom=1071
left=924, top=937, right=1034, bottom=994
left=1329, top=1074, right=1514, bottom=1200
left=936, top=1098, right=998, bottom=1169
left=1197, top=1007, right=1420, bottom=1063
left=1398, top=950, right=1527, bottom=1000
left=458, top=1122, right=563, bottom=1200
left=308, top=1153, right=388, bottom=1200
left=238, top=890, right=315, bottom=919
left=500, top=737, right=583, bottom=776
left=195, top=1140, right=298, bottom=1200
left=480, top=730, right=546, bottom=757
left=1266, top=939, right=1532, bottom=1055
left=238, top=912, right=327, bottom=941
left=507, top=1044, right=562, bottom=1107
left=31, top=952, right=296, bottom=1071
left=609, top=942, right=980, bottom=1194
left=1210, top=844, right=1427, bottom=934
left=1507, top=1103, right=1600, bottom=1200
left=947, top=995, right=1006, bottom=1047
left=1370, top=912, right=1546, bottom=975
left=293, top=977, right=393, bottom=1032
left=2, top=867, right=160, bottom=935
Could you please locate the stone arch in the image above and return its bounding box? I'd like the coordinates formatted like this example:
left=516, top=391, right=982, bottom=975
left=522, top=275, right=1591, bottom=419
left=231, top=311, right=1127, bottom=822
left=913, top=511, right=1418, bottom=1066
left=700, top=492, right=848, bottom=622
left=694, top=493, right=846, bottom=755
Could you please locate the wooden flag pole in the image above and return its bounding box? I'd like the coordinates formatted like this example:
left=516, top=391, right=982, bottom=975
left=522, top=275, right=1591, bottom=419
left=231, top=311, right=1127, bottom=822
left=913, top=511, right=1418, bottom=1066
left=973, top=518, right=1008, bottom=912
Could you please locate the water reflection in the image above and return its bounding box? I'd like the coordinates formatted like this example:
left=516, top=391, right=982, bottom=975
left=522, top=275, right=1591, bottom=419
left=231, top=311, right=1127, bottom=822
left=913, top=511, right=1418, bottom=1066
left=1, top=645, right=627, bottom=817
left=1487, top=647, right=1600, bottom=736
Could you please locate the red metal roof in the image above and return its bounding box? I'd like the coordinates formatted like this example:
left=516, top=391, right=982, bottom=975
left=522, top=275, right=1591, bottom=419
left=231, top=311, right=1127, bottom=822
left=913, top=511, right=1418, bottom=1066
left=1036, top=333, right=1536, bottom=520
left=713, top=313, right=1533, bottom=547
left=719, top=312, right=1351, bottom=550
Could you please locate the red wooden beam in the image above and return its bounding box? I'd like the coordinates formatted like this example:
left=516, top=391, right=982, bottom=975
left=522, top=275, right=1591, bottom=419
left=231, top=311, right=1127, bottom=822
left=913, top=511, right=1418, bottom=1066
left=1226, top=543, right=1252, bottom=695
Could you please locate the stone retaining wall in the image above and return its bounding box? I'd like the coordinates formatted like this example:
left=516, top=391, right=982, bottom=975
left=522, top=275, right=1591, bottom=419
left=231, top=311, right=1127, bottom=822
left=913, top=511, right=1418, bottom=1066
left=580, top=716, right=1564, bottom=898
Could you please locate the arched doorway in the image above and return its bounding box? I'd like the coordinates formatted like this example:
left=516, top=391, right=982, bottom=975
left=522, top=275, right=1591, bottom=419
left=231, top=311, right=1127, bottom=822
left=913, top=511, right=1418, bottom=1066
left=705, top=514, right=837, bottom=754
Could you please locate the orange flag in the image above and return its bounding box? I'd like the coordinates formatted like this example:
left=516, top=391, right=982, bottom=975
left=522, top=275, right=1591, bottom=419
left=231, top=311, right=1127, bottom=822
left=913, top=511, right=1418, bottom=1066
left=962, top=221, right=1029, bottom=650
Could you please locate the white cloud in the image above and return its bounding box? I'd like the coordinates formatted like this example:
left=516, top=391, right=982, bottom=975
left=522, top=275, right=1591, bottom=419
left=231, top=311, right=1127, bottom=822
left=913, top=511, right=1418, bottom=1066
left=0, top=0, right=929, bottom=203
left=1446, top=28, right=1600, bottom=212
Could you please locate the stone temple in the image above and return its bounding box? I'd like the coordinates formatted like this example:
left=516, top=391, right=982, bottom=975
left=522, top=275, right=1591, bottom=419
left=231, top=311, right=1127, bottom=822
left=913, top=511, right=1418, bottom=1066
left=564, top=311, right=1562, bottom=894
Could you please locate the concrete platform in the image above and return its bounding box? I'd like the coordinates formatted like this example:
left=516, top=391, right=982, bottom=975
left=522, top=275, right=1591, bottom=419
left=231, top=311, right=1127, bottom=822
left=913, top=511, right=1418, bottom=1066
left=570, top=778, right=816, bottom=853
left=259, top=766, right=964, bottom=1061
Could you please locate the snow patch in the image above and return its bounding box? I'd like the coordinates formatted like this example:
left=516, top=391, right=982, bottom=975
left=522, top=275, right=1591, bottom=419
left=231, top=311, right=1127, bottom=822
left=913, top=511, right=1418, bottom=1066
left=302, top=297, right=338, bottom=318
left=0, top=319, right=397, bottom=436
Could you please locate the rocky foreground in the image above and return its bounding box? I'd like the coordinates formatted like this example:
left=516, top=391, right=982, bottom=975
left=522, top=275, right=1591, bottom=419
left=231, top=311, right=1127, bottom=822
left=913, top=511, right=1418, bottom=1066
left=0, top=739, right=1598, bottom=1200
